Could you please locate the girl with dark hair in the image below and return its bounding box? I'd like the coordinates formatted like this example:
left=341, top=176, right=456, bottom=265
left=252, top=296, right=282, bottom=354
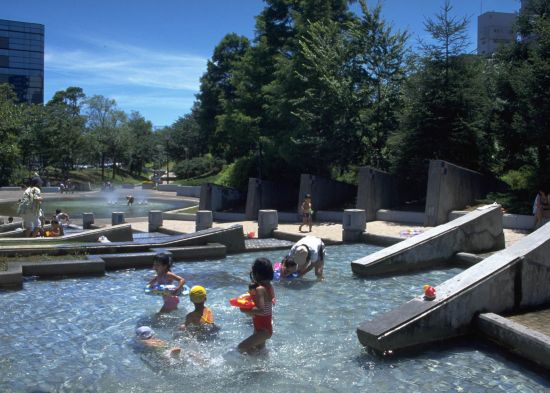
left=147, top=253, right=186, bottom=313
left=238, top=257, right=275, bottom=354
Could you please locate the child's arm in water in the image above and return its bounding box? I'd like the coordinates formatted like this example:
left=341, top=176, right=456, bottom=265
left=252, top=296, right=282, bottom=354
left=166, top=271, right=186, bottom=294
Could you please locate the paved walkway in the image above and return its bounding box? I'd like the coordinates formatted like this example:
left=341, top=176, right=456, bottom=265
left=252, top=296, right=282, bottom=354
left=130, top=218, right=528, bottom=248
left=508, top=309, right=550, bottom=337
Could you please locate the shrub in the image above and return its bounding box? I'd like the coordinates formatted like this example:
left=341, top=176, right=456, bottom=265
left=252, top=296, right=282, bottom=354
left=174, top=155, right=225, bottom=179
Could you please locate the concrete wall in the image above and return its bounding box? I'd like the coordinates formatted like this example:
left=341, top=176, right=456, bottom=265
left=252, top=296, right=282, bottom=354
left=450, top=210, right=549, bottom=231
left=424, top=160, right=488, bottom=226
left=176, top=186, right=201, bottom=198
left=199, top=183, right=244, bottom=212
left=356, top=222, right=550, bottom=353
left=475, top=313, right=550, bottom=370
left=375, top=209, right=425, bottom=225
left=352, top=205, right=504, bottom=277
left=299, top=174, right=356, bottom=212
left=157, top=184, right=181, bottom=192
left=356, top=167, right=401, bottom=221
left=245, top=178, right=298, bottom=220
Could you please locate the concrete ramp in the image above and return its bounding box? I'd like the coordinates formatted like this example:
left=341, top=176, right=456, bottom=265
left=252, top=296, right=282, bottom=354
left=356, top=223, right=550, bottom=352
left=351, top=205, right=504, bottom=276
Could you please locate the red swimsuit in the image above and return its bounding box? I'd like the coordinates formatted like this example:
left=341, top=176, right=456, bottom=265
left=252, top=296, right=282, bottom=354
left=252, top=285, right=274, bottom=335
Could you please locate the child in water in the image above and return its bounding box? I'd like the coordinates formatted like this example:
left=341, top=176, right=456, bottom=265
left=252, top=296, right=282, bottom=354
left=238, top=258, right=275, bottom=354
left=183, top=285, right=214, bottom=328
left=135, top=326, right=181, bottom=358
left=147, top=253, right=186, bottom=313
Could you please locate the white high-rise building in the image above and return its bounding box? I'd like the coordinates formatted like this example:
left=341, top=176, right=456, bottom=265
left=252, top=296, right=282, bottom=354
left=477, top=12, right=516, bottom=55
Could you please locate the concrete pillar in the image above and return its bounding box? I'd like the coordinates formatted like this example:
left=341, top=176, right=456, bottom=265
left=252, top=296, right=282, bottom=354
left=82, top=212, right=95, bottom=229
left=111, top=212, right=125, bottom=226
left=342, top=209, right=367, bottom=243
left=196, top=210, right=213, bottom=232
left=148, top=210, right=163, bottom=232
left=258, top=209, right=278, bottom=238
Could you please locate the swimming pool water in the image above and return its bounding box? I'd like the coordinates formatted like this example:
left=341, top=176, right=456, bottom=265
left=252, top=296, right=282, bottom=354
left=0, top=197, right=194, bottom=219
left=0, top=244, right=548, bottom=392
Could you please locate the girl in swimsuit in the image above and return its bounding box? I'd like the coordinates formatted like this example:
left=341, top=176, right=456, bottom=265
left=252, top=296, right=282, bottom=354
left=147, top=253, right=186, bottom=313
left=238, top=257, right=275, bottom=354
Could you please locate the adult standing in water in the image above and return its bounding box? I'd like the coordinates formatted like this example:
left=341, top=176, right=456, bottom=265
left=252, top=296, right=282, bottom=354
left=281, top=235, right=326, bottom=279
left=17, top=176, right=44, bottom=237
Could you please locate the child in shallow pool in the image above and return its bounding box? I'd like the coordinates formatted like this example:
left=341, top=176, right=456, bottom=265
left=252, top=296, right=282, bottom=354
left=135, top=326, right=181, bottom=357
left=238, top=257, right=275, bottom=354
left=147, top=253, right=186, bottom=313
left=183, top=285, right=214, bottom=328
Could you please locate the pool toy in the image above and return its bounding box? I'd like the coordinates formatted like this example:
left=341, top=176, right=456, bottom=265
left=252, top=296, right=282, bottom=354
left=229, top=293, right=255, bottom=310
left=145, top=284, right=190, bottom=296
left=400, top=228, right=423, bottom=238
left=247, top=231, right=255, bottom=239
left=423, top=284, right=436, bottom=300
left=273, top=262, right=299, bottom=281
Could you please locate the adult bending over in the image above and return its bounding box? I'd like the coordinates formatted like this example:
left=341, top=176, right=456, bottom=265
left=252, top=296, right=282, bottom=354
left=282, top=235, right=325, bottom=279
left=17, top=177, right=43, bottom=237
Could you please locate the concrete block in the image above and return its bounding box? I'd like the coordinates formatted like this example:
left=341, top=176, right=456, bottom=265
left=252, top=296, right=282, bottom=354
left=112, top=212, right=125, bottom=226
left=82, top=212, right=95, bottom=229
left=176, top=186, right=201, bottom=198
left=166, top=243, right=226, bottom=261
left=196, top=210, right=213, bottom=231
left=342, top=209, right=366, bottom=243
left=376, top=209, right=425, bottom=225
left=258, top=210, right=278, bottom=238
left=21, top=259, right=105, bottom=276
left=476, top=313, right=550, bottom=370
left=356, top=219, right=550, bottom=353
left=0, top=263, right=22, bottom=289
left=424, top=160, right=487, bottom=226
left=148, top=210, right=163, bottom=232
left=356, top=167, right=401, bottom=221
left=352, top=205, right=504, bottom=276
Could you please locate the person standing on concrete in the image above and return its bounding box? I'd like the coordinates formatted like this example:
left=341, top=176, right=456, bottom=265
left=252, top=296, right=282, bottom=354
left=533, top=189, right=550, bottom=228
left=282, top=235, right=325, bottom=279
left=299, top=194, right=313, bottom=232
left=17, top=176, right=44, bottom=237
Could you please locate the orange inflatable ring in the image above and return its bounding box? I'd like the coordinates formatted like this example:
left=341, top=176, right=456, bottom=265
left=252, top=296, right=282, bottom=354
left=229, top=293, right=255, bottom=310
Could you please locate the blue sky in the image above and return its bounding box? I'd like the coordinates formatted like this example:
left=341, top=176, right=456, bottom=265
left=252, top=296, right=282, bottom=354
left=4, top=0, right=521, bottom=127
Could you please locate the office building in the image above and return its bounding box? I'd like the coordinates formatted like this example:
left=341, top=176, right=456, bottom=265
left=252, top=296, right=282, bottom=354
left=477, top=12, right=516, bottom=55
left=0, top=19, right=44, bottom=104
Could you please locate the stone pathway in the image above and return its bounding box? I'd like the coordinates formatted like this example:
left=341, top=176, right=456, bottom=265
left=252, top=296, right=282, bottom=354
left=508, top=309, right=550, bottom=337
left=130, top=219, right=527, bottom=248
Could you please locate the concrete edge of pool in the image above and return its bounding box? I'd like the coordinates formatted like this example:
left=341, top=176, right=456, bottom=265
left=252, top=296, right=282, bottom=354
left=356, top=222, right=550, bottom=370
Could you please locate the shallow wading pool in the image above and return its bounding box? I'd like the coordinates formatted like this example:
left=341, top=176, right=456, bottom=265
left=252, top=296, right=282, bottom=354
left=0, top=244, right=548, bottom=392
left=0, top=196, right=194, bottom=219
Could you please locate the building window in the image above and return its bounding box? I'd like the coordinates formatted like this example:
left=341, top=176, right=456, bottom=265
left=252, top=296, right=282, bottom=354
left=0, top=55, right=8, bottom=67
left=0, top=37, right=8, bottom=49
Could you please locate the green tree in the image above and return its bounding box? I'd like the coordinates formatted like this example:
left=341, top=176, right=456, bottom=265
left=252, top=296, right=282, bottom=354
left=391, top=1, right=490, bottom=199
left=44, top=87, right=87, bottom=176
left=492, top=0, right=550, bottom=188
left=85, top=95, right=127, bottom=180
left=124, top=111, right=154, bottom=177
left=0, top=84, right=23, bottom=185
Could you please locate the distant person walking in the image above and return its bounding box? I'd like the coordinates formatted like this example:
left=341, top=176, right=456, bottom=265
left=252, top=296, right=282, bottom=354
left=299, top=193, right=313, bottom=232
left=17, top=176, right=44, bottom=237
left=533, top=189, right=550, bottom=228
